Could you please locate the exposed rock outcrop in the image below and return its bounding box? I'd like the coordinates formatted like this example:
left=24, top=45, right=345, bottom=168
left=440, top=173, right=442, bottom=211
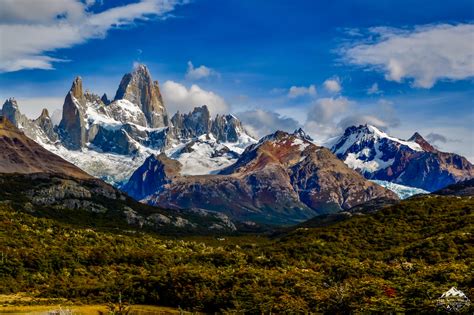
left=58, top=77, right=87, bottom=149
left=34, top=108, right=58, bottom=142
left=122, top=153, right=181, bottom=200
left=114, top=64, right=168, bottom=128
left=1, top=98, right=58, bottom=144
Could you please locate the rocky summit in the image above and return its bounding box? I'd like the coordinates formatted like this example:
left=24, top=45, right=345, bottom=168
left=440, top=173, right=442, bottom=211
left=125, top=130, right=398, bottom=224
left=1, top=64, right=256, bottom=185
left=331, top=125, right=474, bottom=191
left=114, top=64, right=169, bottom=128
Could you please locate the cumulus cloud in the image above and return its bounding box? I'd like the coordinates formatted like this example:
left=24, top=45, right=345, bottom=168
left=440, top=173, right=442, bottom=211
left=288, top=85, right=317, bottom=98
left=367, top=82, right=381, bottom=95
left=304, top=97, right=400, bottom=141
left=337, top=114, right=394, bottom=130
left=236, top=109, right=300, bottom=139
left=341, top=23, right=474, bottom=88
left=185, top=61, right=219, bottom=80
left=338, top=99, right=400, bottom=130
left=425, top=132, right=447, bottom=144
left=424, top=132, right=463, bottom=145
left=323, top=77, right=342, bottom=93
left=0, top=0, right=184, bottom=72
left=307, top=97, right=352, bottom=124
left=161, top=80, right=229, bottom=116
left=304, top=97, right=352, bottom=140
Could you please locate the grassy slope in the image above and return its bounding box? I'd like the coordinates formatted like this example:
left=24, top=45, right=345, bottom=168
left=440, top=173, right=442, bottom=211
left=0, top=195, right=472, bottom=313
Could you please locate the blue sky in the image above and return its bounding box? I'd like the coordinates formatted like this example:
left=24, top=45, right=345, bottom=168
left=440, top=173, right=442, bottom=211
left=0, top=0, right=473, bottom=160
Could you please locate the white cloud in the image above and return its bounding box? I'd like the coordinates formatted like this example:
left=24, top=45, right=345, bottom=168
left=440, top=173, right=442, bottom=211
left=161, top=80, right=229, bottom=116
left=288, top=85, right=316, bottom=98
left=307, top=97, right=352, bottom=123
left=304, top=97, right=400, bottom=141
left=0, top=0, right=184, bottom=72
left=236, top=109, right=300, bottom=139
left=185, top=61, right=219, bottom=80
left=304, top=97, right=352, bottom=140
left=367, top=82, right=381, bottom=95
left=342, top=23, right=474, bottom=88
left=323, top=77, right=342, bottom=93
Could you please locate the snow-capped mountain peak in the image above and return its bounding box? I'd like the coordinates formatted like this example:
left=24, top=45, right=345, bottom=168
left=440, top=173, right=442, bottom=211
left=2, top=65, right=256, bottom=186
left=332, top=124, right=423, bottom=156
left=330, top=124, right=473, bottom=191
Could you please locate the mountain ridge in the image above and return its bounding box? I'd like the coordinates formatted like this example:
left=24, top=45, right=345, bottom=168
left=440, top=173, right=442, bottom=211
left=126, top=129, right=398, bottom=224
left=331, top=124, right=473, bottom=191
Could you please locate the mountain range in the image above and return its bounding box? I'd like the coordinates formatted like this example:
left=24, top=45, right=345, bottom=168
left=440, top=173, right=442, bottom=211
left=0, top=115, right=237, bottom=233
left=1, top=64, right=472, bottom=225
left=330, top=125, right=473, bottom=191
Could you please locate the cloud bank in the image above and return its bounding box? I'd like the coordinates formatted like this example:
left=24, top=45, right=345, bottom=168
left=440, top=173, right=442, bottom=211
left=0, top=0, right=184, bottom=72
left=304, top=97, right=400, bottom=141
left=342, top=23, right=474, bottom=88
left=161, top=80, right=229, bottom=116
left=236, top=109, right=300, bottom=139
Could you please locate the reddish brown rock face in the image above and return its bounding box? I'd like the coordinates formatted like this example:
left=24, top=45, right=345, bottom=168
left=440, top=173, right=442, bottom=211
left=0, top=116, right=92, bottom=179
left=126, top=130, right=398, bottom=225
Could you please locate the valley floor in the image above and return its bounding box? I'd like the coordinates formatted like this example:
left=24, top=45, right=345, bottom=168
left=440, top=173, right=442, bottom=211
left=0, top=195, right=472, bottom=313
left=0, top=299, right=189, bottom=315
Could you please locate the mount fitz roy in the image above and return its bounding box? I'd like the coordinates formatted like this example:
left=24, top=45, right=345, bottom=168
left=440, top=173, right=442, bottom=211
left=1, top=64, right=472, bottom=224
left=2, top=64, right=255, bottom=185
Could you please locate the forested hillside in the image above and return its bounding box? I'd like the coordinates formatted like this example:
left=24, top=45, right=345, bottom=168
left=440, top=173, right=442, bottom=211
left=1, top=195, right=472, bottom=313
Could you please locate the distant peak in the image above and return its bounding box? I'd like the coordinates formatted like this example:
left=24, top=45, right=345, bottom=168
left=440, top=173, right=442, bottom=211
left=408, top=132, right=423, bottom=141
left=293, top=128, right=314, bottom=141
left=39, top=108, right=49, bottom=118
left=133, top=63, right=148, bottom=72
left=70, top=76, right=84, bottom=99
left=101, top=93, right=110, bottom=105
left=3, top=97, right=18, bottom=109
left=131, top=63, right=151, bottom=78
left=408, top=132, right=436, bottom=152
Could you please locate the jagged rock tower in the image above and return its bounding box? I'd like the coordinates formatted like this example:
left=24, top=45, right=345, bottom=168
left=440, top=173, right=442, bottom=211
left=114, top=64, right=169, bottom=128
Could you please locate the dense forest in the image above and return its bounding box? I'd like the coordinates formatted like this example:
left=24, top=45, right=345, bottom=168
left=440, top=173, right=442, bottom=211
left=0, top=195, right=472, bottom=313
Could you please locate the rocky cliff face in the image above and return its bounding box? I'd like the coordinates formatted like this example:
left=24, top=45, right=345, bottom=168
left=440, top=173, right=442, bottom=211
left=122, top=153, right=181, bottom=200
left=170, top=105, right=250, bottom=143
left=114, top=64, right=168, bottom=128
left=331, top=125, right=474, bottom=191
left=1, top=98, right=58, bottom=144
left=58, top=77, right=88, bottom=149
left=171, top=106, right=211, bottom=139
left=126, top=130, right=398, bottom=224
left=34, top=108, right=58, bottom=142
